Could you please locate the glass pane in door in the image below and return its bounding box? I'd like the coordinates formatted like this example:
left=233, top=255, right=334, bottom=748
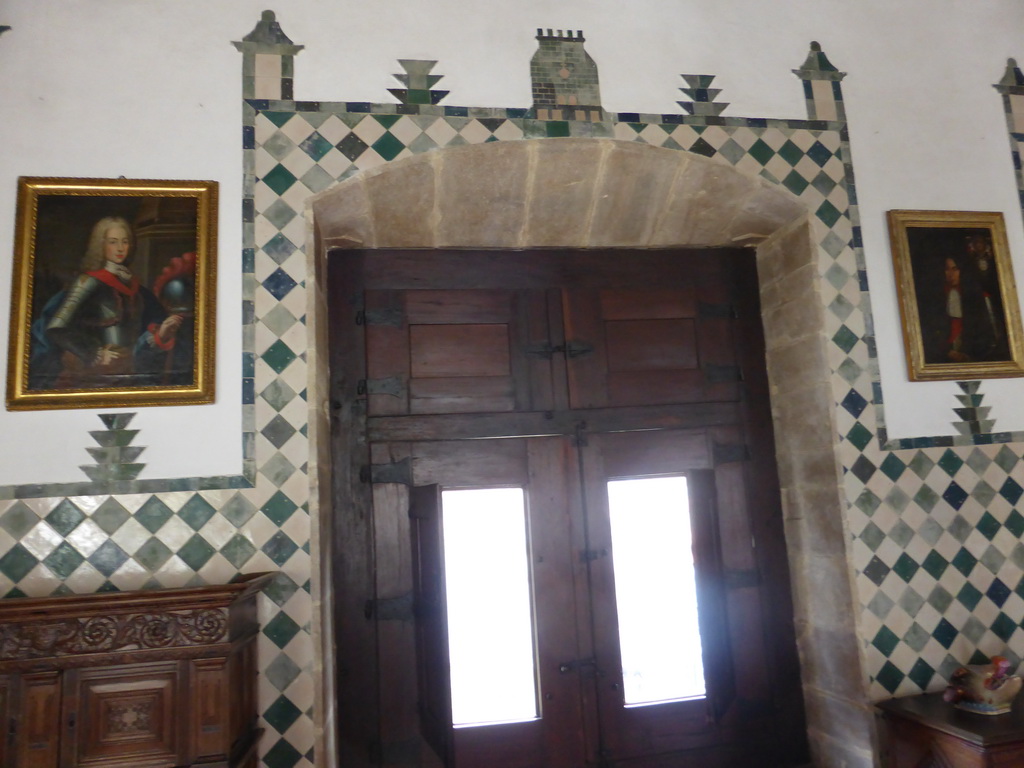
left=607, top=475, right=705, bottom=705
left=442, top=488, right=538, bottom=726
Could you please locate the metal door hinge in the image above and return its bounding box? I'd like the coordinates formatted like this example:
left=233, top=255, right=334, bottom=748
left=705, top=364, right=742, bottom=383
left=356, top=307, right=404, bottom=327
left=581, top=547, right=608, bottom=563
left=356, top=377, right=405, bottom=398
left=360, top=457, right=412, bottom=485
left=565, top=339, right=594, bottom=358
left=713, top=441, right=751, bottom=465
left=364, top=593, right=414, bottom=621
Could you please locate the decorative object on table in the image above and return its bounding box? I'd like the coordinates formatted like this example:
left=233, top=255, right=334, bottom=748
left=943, top=656, right=1023, bottom=715
left=6, top=176, right=217, bottom=410
left=887, top=209, right=1024, bottom=381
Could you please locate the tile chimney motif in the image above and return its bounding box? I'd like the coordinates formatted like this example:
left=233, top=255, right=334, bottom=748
left=531, top=28, right=603, bottom=122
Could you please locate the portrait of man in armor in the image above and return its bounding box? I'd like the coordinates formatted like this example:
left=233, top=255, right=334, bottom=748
left=6, top=178, right=216, bottom=411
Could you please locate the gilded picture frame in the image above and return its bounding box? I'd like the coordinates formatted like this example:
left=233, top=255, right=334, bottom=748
left=888, top=209, right=1024, bottom=381
left=6, top=177, right=217, bottom=410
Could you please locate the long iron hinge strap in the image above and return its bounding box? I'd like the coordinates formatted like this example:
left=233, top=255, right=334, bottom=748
left=360, top=457, right=413, bottom=485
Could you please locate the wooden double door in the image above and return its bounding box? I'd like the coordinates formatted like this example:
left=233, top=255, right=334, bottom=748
left=329, top=248, right=808, bottom=767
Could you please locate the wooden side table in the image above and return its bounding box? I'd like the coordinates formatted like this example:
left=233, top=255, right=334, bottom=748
left=878, top=692, right=1024, bottom=767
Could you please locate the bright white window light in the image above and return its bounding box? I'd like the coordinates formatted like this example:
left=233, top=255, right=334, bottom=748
left=441, top=488, right=538, bottom=726
left=607, top=475, right=706, bottom=705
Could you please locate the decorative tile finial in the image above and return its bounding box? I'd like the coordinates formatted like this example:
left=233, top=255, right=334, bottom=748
left=677, top=74, right=729, bottom=116
left=240, top=10, right=297, bottom=46
left=996, top=58, right=1024, bottom=90
left=388, top=60, right=449, bottom=105
left=80, top=413, right=146, bottom=483
left=951, top=381, right=996, bottom=436
left=792, top=41, right=846, bottom=121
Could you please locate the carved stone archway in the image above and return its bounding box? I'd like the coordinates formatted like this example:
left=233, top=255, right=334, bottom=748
left=307, top=138, right=875, bottom=767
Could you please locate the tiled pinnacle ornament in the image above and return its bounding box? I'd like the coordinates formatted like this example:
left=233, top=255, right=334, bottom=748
left=677, top=75, right=729, bottom=117
left=389, top=60, right=449, bottom=105
left=530, top=28, right=603, bottom=122
left=80, top=413, right=146, bottom=483
left=953, top=381, right=996, bottom=436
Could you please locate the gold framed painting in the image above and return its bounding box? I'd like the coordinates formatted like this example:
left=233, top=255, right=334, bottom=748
left=6, top=177, right=217, bottom=410
left=888, top=209, right=1024, bottom=381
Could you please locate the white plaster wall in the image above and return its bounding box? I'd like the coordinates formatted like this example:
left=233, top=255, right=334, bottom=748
left=0, top=0, right=1022, bottom=484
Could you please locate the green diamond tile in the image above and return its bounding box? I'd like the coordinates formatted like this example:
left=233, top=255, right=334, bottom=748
left=263, top=694, right=303, bottom=734
left=994, top=446, right=1019, bottom=473
left=263, top=737, right=303, bottom=768
left=904, top=623, right=931, bottom=653
left=92, top=498, right=131, bottom=535
left=372, top=131, right=406, bottom=162
left=871, top=626, right=900, bottom=657
left=879, top=454, right=906, bottom=482
left=261, top=111, right=295, bottom=129
left=921, top=550, right=949, bottom=580
left=981, top=544, right=1006, bottom=574
left=971, top=480, right=997, bottom=507
left=977, top=512, right=1002, bottom=541
left=875, top=661, right=905, bottom=694
left=221, top=534, right=258, bottom=569
left=222, top=493, right=258, bottom=528
left=810, top=170, right=838, bottom=195
left=816, top=199, right=842, bottom=228
left=884, top=486, right=911, bottom=513
left=261, top=379, right=298, bottom=411
left=265, top=653, right=302, bottom=691
left=177, top=534, right=216, bottom=571
left=956, top=581, right=983, bottom=610
left=888, top=520, right=914, bottom=548
left=0, top=544, right=39, bottom=582
left=262, top=164, right=298, bottom=196
left=135, top=497, right=174, bottom=534
left=264, top=611, right=302, bottom=649
left=906, top=658, right=935, bottom=691
left=134, top=537, right=174, bottom=572
left=999, top=477, right=1023, bottom=505
left=262, top=492, right=299, bottom=527
left=948, top=514, right=972, bottom=543
left=179, top=495, right=217, bottom=531
left=264, top=573, right=301, bottom=607
left=373, top=114, right=402, bottom=129
left=298, top=131, right=334, bottom=162
left=860, top=521, right=885, bottom=551
left=262, top=199, right=297, bottom=230
left=965, top=449, right=993, bottom=475
left=846, top=421, right=872, bottom=451
left=968, top=649, right=992, bottom=665
left=832, top=325, right=858, bottom=353
left=909, top=452, right=936, bottom=479
left=781, top=170, right=810, bottom=196
left=913, top=485, right=940, bottom=512
left=43, top=541, right=85, bottom=580
left=855, top=488, right=882, bottom=516
left=747, top=138, right=775, bottom=165
left=937, top=449, right=964, bottom=477
left=262, top=415, right=298, bottom=450
left=45, top=500, right=85, bottom=537
left=1006, top=510, right=1024, bottom=538
left=777, top=139, right=804, bottom=166
left=263, top=531, right=299, bottom=566
left=892, top=553, right=920, bottom=582
left=992, top=612, right=1018, bottom=642
left=88, top=540, right=128, bottom=577
left=951, top=548, right=979, bottom=577
left=928, top=585, right=954, bottom=613
left=0, top=502, right=38, bottom=539
left=262, top=340, right=298, bottom=375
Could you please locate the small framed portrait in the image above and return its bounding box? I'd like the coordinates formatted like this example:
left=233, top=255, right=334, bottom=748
left=6, top=177, right=217, bottom=410
left=888, top=209, right=1024, bottom=381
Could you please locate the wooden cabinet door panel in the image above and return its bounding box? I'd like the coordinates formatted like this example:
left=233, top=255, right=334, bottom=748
left=0, top=674, right=10, bottom=768
left=70, top=664, right=179, bottom=767
left=18, top=671, right=61, bottom=768
left=191, top=658, right=231, bottom=761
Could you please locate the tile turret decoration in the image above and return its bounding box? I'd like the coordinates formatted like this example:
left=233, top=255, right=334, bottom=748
left=531, top=28, right=603, bottom=122
left=677, top=74, right=729, bottom=117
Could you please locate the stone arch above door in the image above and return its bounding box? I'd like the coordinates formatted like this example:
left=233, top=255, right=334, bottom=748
left=309, top=137, right=874, bottom=766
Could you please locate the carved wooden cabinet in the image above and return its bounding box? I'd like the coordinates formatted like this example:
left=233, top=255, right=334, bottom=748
left=0, top=573, right=271, bottom=768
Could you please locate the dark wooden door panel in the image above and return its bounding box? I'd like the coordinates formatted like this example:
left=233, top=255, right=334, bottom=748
left=332, top=247, right=808, bottom=768
left=70, top=664, right=179, bottom=767
left=17, top=671, right=61, bottom=768
left=190, top=657, right=231, bottom=761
